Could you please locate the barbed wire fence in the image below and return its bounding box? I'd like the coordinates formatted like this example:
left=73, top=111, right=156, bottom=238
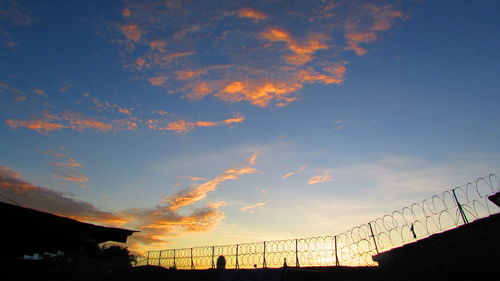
left=135, top=172, right=500, bottom=269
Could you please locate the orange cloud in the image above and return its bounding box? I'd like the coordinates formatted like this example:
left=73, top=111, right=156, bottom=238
left=208, top=201, right=227, bottom=209
left=142, top=211, right=223, bottom=230
left=166, top=154, right=257, bottom=211
left=324, top=64, right=347, bottom=78
left=247, top=153, right=258, bottom=166
left=344, top=4, right=404, bottom=56
left=49, top=161, right=81, bottom=168
left=240, top=202, right=265, bottom=213
left=345, top=31, right=377, bottom=56
left=176, top=69, right=207, bottom=80
left=165, top=120, right=200, bottom=133
left=153, top=110, right=169, bottom=116
left=149, top=40, right=166, bottom=52
left=216, top=79, right=302, bottom=107
left=53, top=170, right=89, bottom=183
left=261, top=28, right=329, bottom=65
left=128, top=202, right=225, bottom=249
left=5, top=112, right=140, bottom=134
left=113, top=119, right=138, bottom=131
left=161, top=51, right=193, bottom=62
left=173, top=25, right=200, bottom=40
left=178, top=176, right=207, bottom=181
left=164, top=115, right=245, bottom=133
left=369, top=4, right=405, bottom=31
left=125, top=155, right=257, bottom=248
left=120, top=24, right=142, bottom=42
left=84, top=93, right=132, bottom=116
left=0, top=165, right=124, bottom=226
left=0, top=82, right=26, bottom=99
left=6, top=119, right=64, bottom=132
left=118, top=108, right=132, bottom=115
left=134, top=57, right=149, bottom=69
left=63, top=112, right=113, bottom=132
left=45, top=146, right=89, bottom=186
left=186, top=82, right=212, bottom=101
left=222, top=115, right=245, bottom=125
left=113, top=2, right=406, bottom=109
left=45, top=146, right=67, bottom=158
left=32, top=87, right=46, bottom=96
left=148, top=76, right=168, bottom=86
left=122, top=8, right=132, bottom=17
left=308, top=174, right=333, bottom=185
left=307, top=169, right=333, bottom=185
left=297, top=68, right=344, bottom=84
left=237, top=7, right=268, bottom=21
left=282, top=165, right=307, bottom=179
left=65, top=215, right=128, bottom=227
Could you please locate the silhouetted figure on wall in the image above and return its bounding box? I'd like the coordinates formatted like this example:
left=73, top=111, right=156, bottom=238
left=216, top=255, right=226, bottom=270
left=410, top=224, right=417, bottom=239
left=216, top=255, right=226, bottom=281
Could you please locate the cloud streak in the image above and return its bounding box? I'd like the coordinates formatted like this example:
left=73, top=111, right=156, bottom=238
left=215, top=79, right=303, bottom=107
left=260, top=28, right=329, bottom=66
left=282, top=165, right=307, bottom=179
left=148, top=115, right=245, bottom=133
left=240, top=202, right=265, bottom=213
left=308, top=169, right=333, bottom=185
left=6, top=111, right=244, bottom=134
left=0, top=165, right=124, bottom=225
left=236, top=7, right=268, bottom=21
left=45, top=146, right=89, bottom=186
left=6, top=118, right=64, bottom=132
left=166, top=154, right=257, bottom=210
left=344, top=4, right=405, bottom=56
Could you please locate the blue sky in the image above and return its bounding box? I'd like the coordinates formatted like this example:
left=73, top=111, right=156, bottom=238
left=1, top=0, right=499, bottom=252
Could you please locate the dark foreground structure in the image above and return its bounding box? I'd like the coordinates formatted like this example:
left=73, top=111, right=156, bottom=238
left=373, top=211, right=500, bottom=281
left=0, top=202, right=136, bottom=257
left=0, top=202, right=136, bottom=281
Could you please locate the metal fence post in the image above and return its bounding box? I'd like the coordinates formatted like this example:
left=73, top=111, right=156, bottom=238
left=191, top=248, right=195, bottom=270
left=368, top=222, right=379, bottom=254
left=334, top=236, right=339, bottom=266
left=235, top=244, right=240, bottom=269
left=211, top=246, right=215, bottom=269
left=173, top=249, right=176, bottom=269
left=263, top=241, right=267, bottom=268
left=295, top=239, right=300, bottom=267
left=158, top=250, right=162, bottom=266
left=452, top=189, right=469, bottom=224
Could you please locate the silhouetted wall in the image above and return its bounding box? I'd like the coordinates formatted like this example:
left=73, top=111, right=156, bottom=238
left=374, top=213, right=500, bottom=281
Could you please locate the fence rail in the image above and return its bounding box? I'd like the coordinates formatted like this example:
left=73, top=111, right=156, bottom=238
left=136, top=172, right=500, bottom=269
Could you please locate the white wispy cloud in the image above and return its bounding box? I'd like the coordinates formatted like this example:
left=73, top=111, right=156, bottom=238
left=307, top=169, right=333, bottom=185
left=240, top=202, right=266, bottom=213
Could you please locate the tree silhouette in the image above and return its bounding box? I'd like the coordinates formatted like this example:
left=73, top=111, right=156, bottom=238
left=84, top=244, right=136, bottom=267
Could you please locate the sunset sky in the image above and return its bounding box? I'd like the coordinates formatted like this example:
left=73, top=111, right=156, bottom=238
left=1, top=0, right=499, bottom=253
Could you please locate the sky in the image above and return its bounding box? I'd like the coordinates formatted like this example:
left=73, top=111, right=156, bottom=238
left=1, top=0, right=499, bottom=253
